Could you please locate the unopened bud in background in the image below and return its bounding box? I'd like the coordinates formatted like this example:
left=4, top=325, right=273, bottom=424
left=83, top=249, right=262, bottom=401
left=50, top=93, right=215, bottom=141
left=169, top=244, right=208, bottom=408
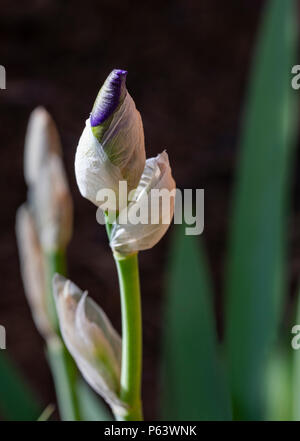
left=16, top=205, right=54, bottom=339
left=30, top=154, right=73, bottom=252
left=24, top=107, right=62, bottom=187
left=24, top=107, right=73, bottom=252
left=16, top=107, right=73, bottom=340
left=75, top=69, right=146, bottom=210
left=53, top=274, right=127, bottom=417
left=110, top=151, right=176, bottom=256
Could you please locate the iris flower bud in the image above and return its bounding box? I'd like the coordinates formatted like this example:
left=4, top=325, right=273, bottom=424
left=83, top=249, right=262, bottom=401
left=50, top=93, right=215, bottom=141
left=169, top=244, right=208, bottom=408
left=30, top=154, right=73, bottom=251
left=110, top=151, right=176, bottom=255
left=53, top=274, right=127, bottom=417
left=24, top=107, right=62, bottom=187
left=16, top=205, right=54, bottom=339
left=24, top=107, right=73, bottom=252
left=75, top=69, right=146, bottom=210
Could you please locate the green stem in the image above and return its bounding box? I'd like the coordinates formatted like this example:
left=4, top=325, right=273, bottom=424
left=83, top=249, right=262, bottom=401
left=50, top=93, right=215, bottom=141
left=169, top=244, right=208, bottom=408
left=45, top=250, right=66, bottom=334
left=105, top=215, right=114, bottom=238
left=44, top=249, right=81, bottom=421
left=104, top=213, right=143, bottom=420
left=47, top=337, right=81, bottom=421
left=114, top=253, right=143, bottom=421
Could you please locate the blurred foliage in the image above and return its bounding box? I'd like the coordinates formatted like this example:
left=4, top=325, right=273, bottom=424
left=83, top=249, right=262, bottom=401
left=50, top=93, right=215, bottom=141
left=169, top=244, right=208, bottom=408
left=77, top=380, right=112, bottom=421
left=161, top=226, right=231, bottom=420
left=46, top=337, right=81, bottom=421
left=161, top=0, right=299, bottom=421
left=0, top=352, right=40, bottom=420
left=265, top=348, right=292, bottom=420
left=225, top=0, right=297, bottom=420
left=292, top=288, right=300, bottom=420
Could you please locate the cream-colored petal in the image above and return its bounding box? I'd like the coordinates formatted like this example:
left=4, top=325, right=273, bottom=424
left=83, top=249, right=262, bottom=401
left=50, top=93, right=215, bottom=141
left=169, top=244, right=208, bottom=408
left=31, top=155, right=73, bottom=251
left=100, top=93, right=146, bottom=192
left=15, top=204, right=54, bottom=339
left=75, top=84, right=145, bottom=210
left=24, top=107, right=62, bottom=187
left=110, top=151, right=176, bottom=255
left=76, top=292, right=122, bottom=368
left=53, top=274, right=127, bottom=416
left=75, top=120, right=123, bottom=208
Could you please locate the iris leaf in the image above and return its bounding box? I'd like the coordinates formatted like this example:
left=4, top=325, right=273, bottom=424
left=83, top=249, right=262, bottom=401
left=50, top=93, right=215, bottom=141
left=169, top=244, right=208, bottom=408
left=0, top=352, right=40, bottom=420
left=225, top=0, right=298, bottom=420
left=161, top=225, right=232, bottom=420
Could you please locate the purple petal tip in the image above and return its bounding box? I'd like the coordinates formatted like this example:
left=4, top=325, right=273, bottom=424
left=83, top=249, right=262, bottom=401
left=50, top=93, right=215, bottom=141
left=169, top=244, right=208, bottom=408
left=90, top=69, right=128, bottom=127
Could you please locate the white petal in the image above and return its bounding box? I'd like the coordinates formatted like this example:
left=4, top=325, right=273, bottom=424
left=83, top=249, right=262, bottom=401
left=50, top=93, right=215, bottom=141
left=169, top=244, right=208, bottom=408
left=31, top=155, right=73, bottom=251
left=15, top=204, right=54, bottom=339
left=53, top=274, right=127, bottom=416
left=24, top=107, right=62, bottom=187
left=75, top=119, right=123, bottom=208
left=110, top=151, right=176, bottom=255
left=100, top=93, right=146, bottom=192
left=76, top=293, right=122, bottom=368
left=75, top=92, right=145, bottom=210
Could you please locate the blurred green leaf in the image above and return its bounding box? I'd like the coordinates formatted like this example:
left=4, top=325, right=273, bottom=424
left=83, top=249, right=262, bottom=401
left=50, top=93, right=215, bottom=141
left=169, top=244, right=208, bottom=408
left=161, top=225, right=232, bottom=420
left=46, top=337, right=81, bottom=421
left=0, top=352, right=40, bottom=420
left=225, top=0, right=298, bottom=420
left=292, top=288, right=300, bottom=420
left=77, top=380, right=112, bottom=421
left=265, top=348, right=292, bottom=420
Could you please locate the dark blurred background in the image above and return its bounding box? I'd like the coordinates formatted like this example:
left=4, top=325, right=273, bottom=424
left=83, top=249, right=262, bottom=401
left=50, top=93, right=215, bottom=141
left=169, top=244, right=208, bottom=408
left=1, top=0, right=298, bottom=420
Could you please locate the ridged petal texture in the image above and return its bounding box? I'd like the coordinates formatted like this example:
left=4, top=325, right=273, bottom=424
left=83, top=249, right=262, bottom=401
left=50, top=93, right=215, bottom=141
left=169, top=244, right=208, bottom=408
left=110, top=151, right=176, bottom=255
left=53, top=274, right=127, bottom=417
left=29, top=154, right=73, bottom=251
left=24, top=107, right=62, bottom=187
left=24, top=107, right=73, bottom=251
left=15, top=204, right=54, bottom=339
left=75, top=69, right=145, bottom=210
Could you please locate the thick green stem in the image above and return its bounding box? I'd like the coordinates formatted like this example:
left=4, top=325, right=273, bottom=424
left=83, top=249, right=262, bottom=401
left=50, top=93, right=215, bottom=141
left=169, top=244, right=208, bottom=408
left=114, top=253, right=143, bottom=421
left=44, top=250, right=81, bottom=421
left=47, top=337, right=81, bottom=421
left=104, top=214, right=143, bottom=420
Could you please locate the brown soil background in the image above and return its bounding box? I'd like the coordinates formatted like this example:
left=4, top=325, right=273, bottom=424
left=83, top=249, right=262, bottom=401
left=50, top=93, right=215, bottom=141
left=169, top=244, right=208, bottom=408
left=1, top=0, right=299, bottom=420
